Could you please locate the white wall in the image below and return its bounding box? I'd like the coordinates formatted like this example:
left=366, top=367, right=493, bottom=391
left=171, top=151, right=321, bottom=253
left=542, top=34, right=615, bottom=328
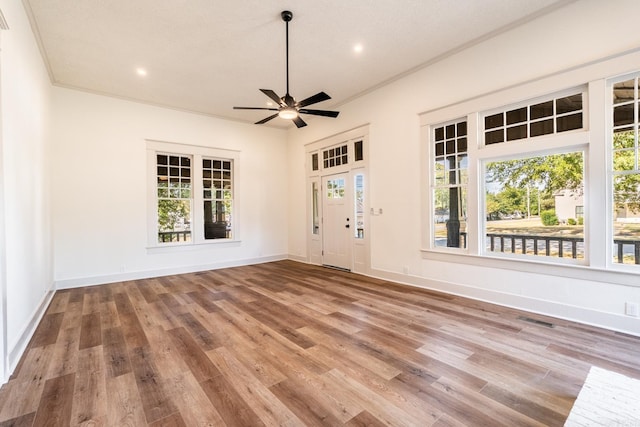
left=0, top=0, right=54, bottom=381
left=51, top=88, right=288, bottom=287
left=287, top=0, right=640, bottom=335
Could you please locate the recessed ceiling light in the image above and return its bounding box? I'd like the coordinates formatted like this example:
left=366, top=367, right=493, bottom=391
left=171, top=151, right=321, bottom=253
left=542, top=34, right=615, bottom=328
left=353, top=44, right=363, bottom=54
left=136, top=68, right=147, bottom=77
left=266, top=101, right=274, bottom=107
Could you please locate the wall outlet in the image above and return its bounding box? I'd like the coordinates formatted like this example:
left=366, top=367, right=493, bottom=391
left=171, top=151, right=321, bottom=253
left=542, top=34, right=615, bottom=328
left=625, top=302, right=639, bottom=317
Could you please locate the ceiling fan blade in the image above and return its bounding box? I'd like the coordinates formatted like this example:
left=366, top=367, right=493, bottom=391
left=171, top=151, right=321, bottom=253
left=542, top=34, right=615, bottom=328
left=233, top=107, right=279, bottom=111
left=292, top=116, right=307, bottom=128
left=260, top=89, right=284, bottom=106
left=255, top=113, right=279, bottom=125
left=297, top=91, right=331, bottom=108
left=299, top=109, right=340, bottom=118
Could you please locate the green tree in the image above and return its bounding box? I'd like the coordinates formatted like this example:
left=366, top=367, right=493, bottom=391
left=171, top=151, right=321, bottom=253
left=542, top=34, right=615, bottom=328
left=158, top=199, right=190, bottom=231
left=486, top=136, right=640, bottom=214
left=486, top=186, right=526, bottom=219
left=486, top=192, right=501, bottom=219
left=613, top=130, right=640, bottom=213
left=487, top=153, right=583, bottom=194
left=541, top=209, right=559, bottom=226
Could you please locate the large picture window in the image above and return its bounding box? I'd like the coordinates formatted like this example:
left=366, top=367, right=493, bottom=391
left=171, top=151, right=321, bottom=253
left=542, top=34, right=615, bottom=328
left=484, top=152, right=584, bottom=260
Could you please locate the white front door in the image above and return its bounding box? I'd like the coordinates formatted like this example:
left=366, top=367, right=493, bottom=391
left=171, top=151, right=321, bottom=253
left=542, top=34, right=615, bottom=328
left=322, top=173, right=351, bottom=270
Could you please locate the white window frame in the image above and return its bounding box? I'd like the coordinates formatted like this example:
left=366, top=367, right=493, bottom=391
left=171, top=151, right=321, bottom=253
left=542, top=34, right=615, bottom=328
left=146, top=140, right=240, bottom=249
left=422, top=87, right=591, bottom=263
left=420, top=54, right=640, bottom=285
left=428, top=117, right=469, bottom=253
left=479, top=143, right=589, bottom=265
left=607, top=72, right=640, bottom=272
left=481, top=88, right=586, bottom=146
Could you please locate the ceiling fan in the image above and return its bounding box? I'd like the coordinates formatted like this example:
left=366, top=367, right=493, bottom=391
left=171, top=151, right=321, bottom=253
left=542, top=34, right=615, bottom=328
left=233, top=10, right=340, bottom=128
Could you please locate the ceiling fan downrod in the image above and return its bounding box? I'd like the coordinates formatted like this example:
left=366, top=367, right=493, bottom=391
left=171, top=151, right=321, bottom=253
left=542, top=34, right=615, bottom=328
left=282, top=10, right=293, bottom=99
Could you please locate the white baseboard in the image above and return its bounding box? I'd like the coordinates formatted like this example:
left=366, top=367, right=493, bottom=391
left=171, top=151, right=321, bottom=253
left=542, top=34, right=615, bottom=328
left=55, top=254, right=288, bottom=289
left=285, top=257, right=640, bottom=338
left=5, top=286, right=55, bottom=384
left=287, top=253, right=307, bottom=263
left=367, top=267, right=640, bottom=338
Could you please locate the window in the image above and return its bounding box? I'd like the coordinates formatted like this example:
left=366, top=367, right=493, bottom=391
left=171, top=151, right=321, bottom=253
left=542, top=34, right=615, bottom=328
left=157, top=154, right=192, bottom=243
left=326, top=178, right=345, bottom=198
left=484, top=152, right=585, bottom=260
left=354, top=174, right=365, bottom=238
left=484, top=93, right=583, bottom=145
left=432, top=120, right=468, bottom=249
left=611, top=75, right=640, bottom=265
left=311, top=153, right=319, bottom=171
left=354, top=140, right=364, bottom=162
left=475, top=89, right=589, bottom=263
left=202, top=158, right=233, bottom=240
left=312, top=181, right=319, bottom=235
left=421, top=66, right=640, bottom=275
left=147, top=140, right=238, bottom=247
left=323, top=144, right=348, bottom=169
left=424, top=87, right=589, bottom=265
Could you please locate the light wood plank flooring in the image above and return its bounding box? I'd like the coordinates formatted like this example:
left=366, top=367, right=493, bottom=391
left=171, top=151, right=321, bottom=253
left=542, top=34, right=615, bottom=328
left=0, top=260, right=638, bottom=426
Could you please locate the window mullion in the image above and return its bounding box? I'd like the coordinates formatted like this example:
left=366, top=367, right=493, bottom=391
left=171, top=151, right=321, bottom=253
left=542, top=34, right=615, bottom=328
left=192, top=154, right=204, bottom=243
left=588, top=79, right=608, bottom=269
left=466, top=112, right=480, bottom=255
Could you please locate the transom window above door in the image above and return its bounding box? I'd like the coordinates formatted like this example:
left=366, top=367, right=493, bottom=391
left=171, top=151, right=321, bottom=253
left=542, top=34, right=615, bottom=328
left=323, top=145, right=348, bottom=169
left=309, top=138, right=365, bottom=173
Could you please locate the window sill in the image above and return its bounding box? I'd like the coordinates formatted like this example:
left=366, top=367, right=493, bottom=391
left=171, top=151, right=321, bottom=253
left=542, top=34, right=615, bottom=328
left=420, top=248, right=640, bottom=288
left=147, top=239, right=241, bottom=254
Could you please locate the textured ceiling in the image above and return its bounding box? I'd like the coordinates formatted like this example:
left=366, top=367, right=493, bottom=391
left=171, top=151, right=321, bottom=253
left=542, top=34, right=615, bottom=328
left=24, top=0, right=572, bottom=128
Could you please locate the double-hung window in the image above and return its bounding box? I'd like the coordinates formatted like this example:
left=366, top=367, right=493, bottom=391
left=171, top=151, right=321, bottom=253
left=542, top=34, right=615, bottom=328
left=156, top=153, right=193, bottom=243
left=431, top=119, right=468, bottom=250
left=610, top=75, right=640, bottom=266
left=147, top=140, right=238, bottom=247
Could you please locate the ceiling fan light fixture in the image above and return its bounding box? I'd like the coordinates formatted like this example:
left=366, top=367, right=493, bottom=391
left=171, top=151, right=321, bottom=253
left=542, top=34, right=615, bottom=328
left=278, top=107, right=298, bottom=120
left=232, top=10, right=339, bottom=128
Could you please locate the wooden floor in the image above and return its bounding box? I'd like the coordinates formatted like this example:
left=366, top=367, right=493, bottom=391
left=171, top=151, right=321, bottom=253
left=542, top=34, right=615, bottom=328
left=0, top=261, right=639, bottom=426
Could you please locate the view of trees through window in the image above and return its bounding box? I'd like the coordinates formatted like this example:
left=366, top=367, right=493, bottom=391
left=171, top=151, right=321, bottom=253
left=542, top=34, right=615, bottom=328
left=157, top=154, right=192, bottom=243
left=428, top=80, right=640, bottom=266
left=484, top=152, right=585, bottom=259
left=612, top=77, right=640, bottom=264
